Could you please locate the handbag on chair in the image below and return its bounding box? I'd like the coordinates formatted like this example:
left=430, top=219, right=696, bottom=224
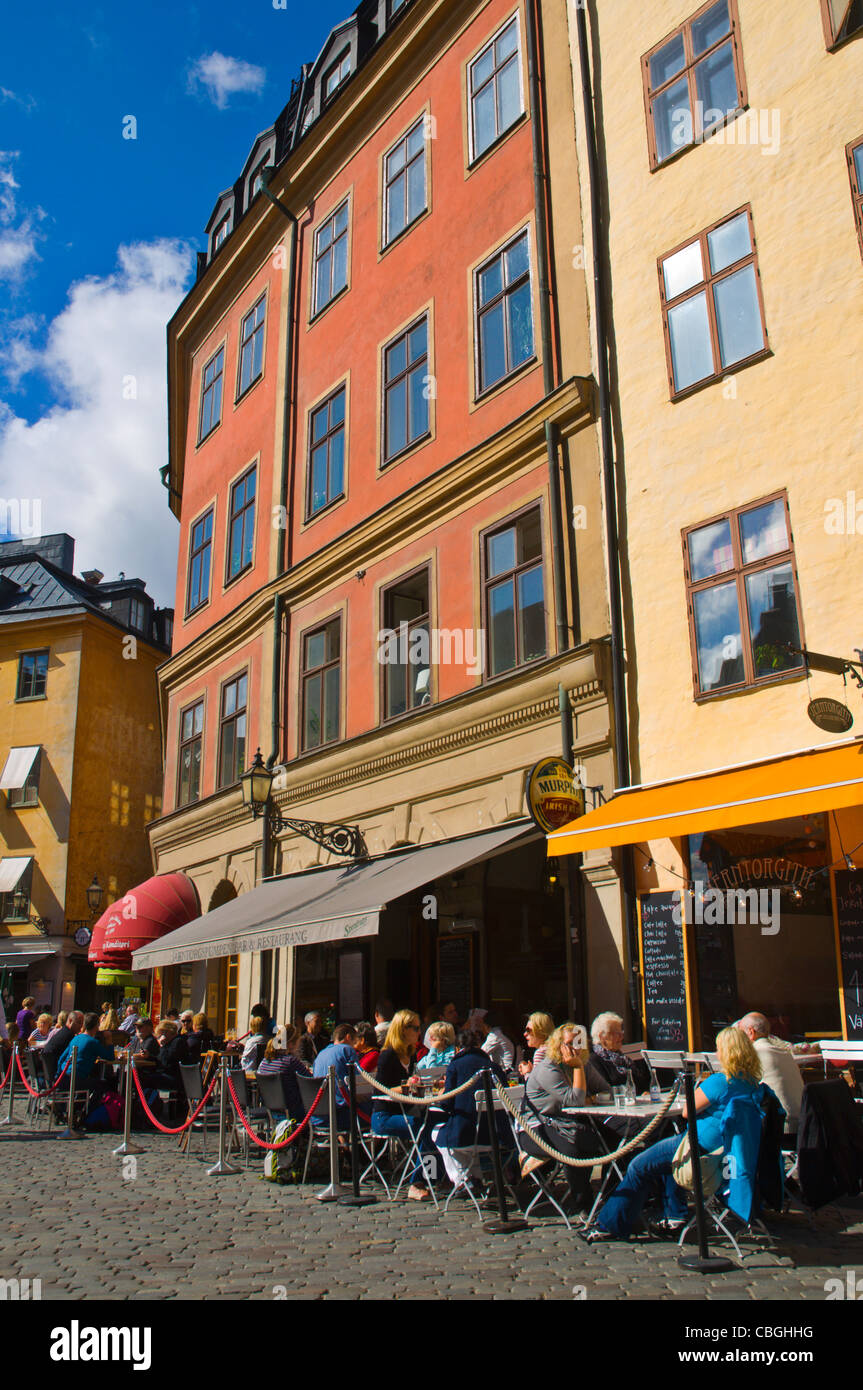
left=671, top=1133, right=724, bottom=1196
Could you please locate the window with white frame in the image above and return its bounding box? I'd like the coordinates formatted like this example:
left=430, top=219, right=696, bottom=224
left=469, top=14, right=523, bottom=162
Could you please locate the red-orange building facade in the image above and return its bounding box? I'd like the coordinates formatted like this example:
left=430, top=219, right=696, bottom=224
left=150, top=0, right=627, bottom=1041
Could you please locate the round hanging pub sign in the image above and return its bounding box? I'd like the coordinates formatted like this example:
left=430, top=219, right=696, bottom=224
left=807, top=697, right=854, bottom=734
left=526, top=758, right=585, bottom=833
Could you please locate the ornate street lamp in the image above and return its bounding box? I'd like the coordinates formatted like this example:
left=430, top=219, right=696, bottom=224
left=86, top=876, right=104, bottom=915
left=241, top=750, right=367, bottom=861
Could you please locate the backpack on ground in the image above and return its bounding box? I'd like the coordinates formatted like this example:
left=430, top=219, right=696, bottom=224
left=262, top=1118, right=300, bottom=1184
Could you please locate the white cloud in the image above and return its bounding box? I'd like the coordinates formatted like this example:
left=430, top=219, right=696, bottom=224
left=1, top=88, right=37, bottom=114
left=0, top=152, right=45, bottom=282
left=0, top=239, right=195, bottom=606
left=187, top=51, right=266, bottom=109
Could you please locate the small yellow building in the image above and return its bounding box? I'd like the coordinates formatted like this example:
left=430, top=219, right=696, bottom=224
left=0, top=534, right=171, bottom=1019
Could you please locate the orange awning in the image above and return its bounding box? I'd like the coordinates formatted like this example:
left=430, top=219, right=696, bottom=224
left=548, top=739, right=863, bottom=855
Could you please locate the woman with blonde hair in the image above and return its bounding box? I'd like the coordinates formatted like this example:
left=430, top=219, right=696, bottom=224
left=588, top=1026, right=767, bottom=1242
left=517, top=1011, right=555, bottom=1078
left=417, top=1021, right=456, bottom=1070
left=99, top=1005, right=120, bottom=1034
left=370, top=1008, right=436, bottom=1201
left=521, top=1023, right=598, bottom=1211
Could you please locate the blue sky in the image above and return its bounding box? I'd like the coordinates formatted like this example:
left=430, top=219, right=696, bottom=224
left=0, top=0, right=353, bottom=604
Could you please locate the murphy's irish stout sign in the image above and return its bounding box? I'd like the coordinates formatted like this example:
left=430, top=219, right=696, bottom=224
left=526, top=758, right=585, bottom=833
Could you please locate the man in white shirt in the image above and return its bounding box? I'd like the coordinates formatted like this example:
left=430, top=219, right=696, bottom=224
left=469, top=1009, right=515, bottom=1072
left=738, top=1012, right=803, bottom=1133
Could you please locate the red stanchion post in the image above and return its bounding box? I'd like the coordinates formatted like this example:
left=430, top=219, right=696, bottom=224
left=0, top=1044, right=17, bottom=1127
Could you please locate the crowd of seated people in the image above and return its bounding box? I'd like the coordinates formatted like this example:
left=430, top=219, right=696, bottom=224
left=0, top=990, right=798, bottom=1223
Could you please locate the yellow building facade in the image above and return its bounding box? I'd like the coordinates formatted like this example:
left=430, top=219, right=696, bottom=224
left=556, top=1, right=863, bottom=1046
left=0, top=535, right=169, bottom=1017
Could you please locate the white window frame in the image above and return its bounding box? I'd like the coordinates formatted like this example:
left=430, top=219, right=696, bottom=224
left=467, top=11, right=525, bottom=165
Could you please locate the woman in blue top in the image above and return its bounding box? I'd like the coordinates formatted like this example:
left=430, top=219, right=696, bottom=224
left=416, top=1022, right=456, bottom=1070
left=587, top=1027, right=763, bottom=1241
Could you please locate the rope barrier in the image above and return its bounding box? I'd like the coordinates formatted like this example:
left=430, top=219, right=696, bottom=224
left=0, top=1051, right=14, bottom=1093
left=131, top=1067, right=218, bottom=1135
left=15, top=1053, right=71, bottom=1098
left=352, top=1068, right=496, bottom=1106
left=494, top=1077, right=682, bottom=1168
left=225, top=1074, right=325, bottom=1150
left=337, top=1080, right=371, bottom=1124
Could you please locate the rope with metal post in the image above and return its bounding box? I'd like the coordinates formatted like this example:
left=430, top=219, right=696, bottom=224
left=131, top=1066, right=218, bottom=1135
left=494, top=1077, right=682, bottom=1167
left=349, top=1069, right=498, bottom=1105
left=15, top=1053, right=71, bottom=1097
left=0, top=1050, right=14, bottom=1092
left=225, top=1073, right=324, bottom=1150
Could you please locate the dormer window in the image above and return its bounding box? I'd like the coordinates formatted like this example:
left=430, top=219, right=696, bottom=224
left=213, top=216, right=230, bottom=251
left=324, top=50, right=351, bottom=101
left=301, top=102, right=315, bottom=134
left=250, top=160, right=270, bottom=200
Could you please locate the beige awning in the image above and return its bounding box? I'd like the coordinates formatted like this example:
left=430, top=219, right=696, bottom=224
left=133, top=822, right=537, bottom=969
left=0, top=857, right=33, bottom=894
left=0, top=746, right=40, bottom=792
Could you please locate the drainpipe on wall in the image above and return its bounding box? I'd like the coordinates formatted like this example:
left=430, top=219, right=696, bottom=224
left=527, top=0, right=571, bottom=692
left=575, top=3, right=640, bottom=1028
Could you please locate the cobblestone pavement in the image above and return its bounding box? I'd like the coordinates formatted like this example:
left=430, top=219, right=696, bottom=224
left=2, top=1122, right=862, bottom=1301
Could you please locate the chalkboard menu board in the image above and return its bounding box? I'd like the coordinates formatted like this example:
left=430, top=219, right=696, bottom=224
left=834, top=870, right=863, bottom=1040
left=639, top=891, right=688, bottom=1050
left=438, top=934, right=474, bottom=1020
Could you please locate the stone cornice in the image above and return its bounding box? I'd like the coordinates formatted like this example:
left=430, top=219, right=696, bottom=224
left=149, top=643, right=608, bottom=856
left=160, top=377, right=592, bottom=695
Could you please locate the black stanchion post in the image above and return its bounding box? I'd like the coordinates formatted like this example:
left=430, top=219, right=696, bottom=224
left=339, top=1064, right=377, bottom=1207
left=678, top=1067, right=733, bottom=1273
left=481, top=1069, right=527, bottom=1235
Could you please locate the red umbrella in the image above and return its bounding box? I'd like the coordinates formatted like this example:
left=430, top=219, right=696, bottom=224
left=88, top=873, right=200, bottom=969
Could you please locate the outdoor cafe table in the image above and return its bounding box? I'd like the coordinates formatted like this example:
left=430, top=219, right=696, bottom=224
left=560, top=1095, right=685, bottom=1225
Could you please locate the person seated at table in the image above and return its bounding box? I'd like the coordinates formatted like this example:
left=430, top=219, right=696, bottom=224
left=431, top=1027, right=511, bottom=1196
left=98, top=1004, right=120, bottom=1034
left=147, top=1021, right=189, bottom=1091
left=184, top=1012, right=216, bottom=1066
left=130, top=1018, right=160, bottom=1067
left=586, top=1012, right=650, bottom=1097
left=354, top=1022, right=380, bottom=1073
left=737, top=1012, right=803, bottom=1135
left=56, top=1013, right=113, bottom=1098
left=587, top=1026, right=766, bottom=1242
left=297, top=1011, right=331, bottom=1065
left=27, top=1014, right=53, bottom=1050
left=118, top=1004, right=140, bottom=1036
left=422, top=1001, right=460, bottom=1050
left=518, top=1012, right=555, bottom=1078
left=257, top=1028, right=311, bottom=1124
left=370, top=1010, right=437, bottom=1201
left=468, top=1009, right=515, bottom=1072
left=46, top=1011, right=68, bottom=1041
left=241, top=1016, right=266, bottom=1070
left=251, top=1002, right=277, bottom=1039
left=40, top=1012, right=82, bottom=1083
left=522, top=1022, right=601, bottom=1213
left=313, top=1024, right=360, bottom=1132
left=0, top=1022, right=20, bottom=1070
left=417, top=1022, right=456, bottom=1071
left=373, top=999, right=394, bottom=1047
